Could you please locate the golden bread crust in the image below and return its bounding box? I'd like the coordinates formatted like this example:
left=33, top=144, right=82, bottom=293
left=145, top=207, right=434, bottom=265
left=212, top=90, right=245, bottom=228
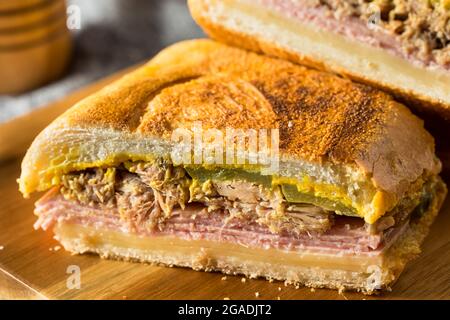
left=20, top=39, right=440, bottom=201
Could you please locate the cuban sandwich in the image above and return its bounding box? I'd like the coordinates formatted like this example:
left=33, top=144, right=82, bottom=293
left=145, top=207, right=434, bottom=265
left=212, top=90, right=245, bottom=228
left=19, top=40, right=447, bottom=294
left=188, top=0, right=450, bottom=118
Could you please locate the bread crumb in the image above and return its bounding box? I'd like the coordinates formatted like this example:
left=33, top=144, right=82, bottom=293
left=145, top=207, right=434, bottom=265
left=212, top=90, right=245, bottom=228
left=221, top=276, right=227, bottom=281
left=278, top=287, right=282, bottom=291
left=338, top=287, right=348, bottom=300
left=255, top=292, right=260, bottom=298
left=122, top=296, right=127, bottom=300
left=54, top=246, right=61, bottom=251
left=277, top=296, right=281, bottom=300
left=310, top=288, right=316, bottom=293
left=241, top=278, right=246, bottom=283
left=0, top=245, right=4, bottom=250
left=224, top=297, right=230, bottom=300
left=295, top=285, right=300, bottom=289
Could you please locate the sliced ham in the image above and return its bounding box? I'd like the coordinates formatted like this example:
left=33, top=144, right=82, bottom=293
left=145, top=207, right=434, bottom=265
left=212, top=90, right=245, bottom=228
left=35, top=191, right=409, bottom=256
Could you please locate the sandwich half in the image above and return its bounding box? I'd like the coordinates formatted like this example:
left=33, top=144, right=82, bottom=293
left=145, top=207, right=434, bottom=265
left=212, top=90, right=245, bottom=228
left=20, top=40, right=447, bottom=294
left=188, top=0, right=450, bottom=119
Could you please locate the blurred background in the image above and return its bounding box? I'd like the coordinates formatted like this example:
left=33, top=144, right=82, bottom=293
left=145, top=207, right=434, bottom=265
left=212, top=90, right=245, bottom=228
left=0, top=0, right=204, bottom=123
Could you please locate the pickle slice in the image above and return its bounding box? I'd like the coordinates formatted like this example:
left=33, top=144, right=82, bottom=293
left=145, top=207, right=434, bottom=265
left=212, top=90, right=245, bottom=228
left=281, top=184, right=357, bottom=216
left=184, top=165, right=357, bottom=215
left=184, top=166, right=272, bottom=187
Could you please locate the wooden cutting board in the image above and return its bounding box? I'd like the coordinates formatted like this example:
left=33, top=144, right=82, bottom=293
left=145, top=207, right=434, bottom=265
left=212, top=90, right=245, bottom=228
left=0, top=66, right=449, bottom=300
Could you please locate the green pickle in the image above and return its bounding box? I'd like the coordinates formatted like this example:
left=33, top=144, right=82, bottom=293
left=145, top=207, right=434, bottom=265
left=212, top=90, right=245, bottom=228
left=412, top=192, right=433, bottom=218
left=184, top=166, right=272, bottom=187
left=184, top=165, right=357, bottom=215
left=281, top=184, right=357, bottom=216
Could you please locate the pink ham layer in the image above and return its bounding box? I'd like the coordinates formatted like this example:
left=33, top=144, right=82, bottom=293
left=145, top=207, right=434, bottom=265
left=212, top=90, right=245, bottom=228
left=34, top=190, right=408, bottom=257
left=258, top=0, right=449, bottom=71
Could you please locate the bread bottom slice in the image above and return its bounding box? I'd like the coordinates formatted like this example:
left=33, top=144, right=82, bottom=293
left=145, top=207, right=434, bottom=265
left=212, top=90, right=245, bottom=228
left=53, top=178, right=446, bottom=295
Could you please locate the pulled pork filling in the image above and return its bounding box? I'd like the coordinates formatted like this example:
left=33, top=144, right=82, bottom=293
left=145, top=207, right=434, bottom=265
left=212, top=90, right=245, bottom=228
left=258, top=0, right=450, bottom=68
left=58, top=160, right=430, bottom=249
left=61, top=161, right=334, bottom=235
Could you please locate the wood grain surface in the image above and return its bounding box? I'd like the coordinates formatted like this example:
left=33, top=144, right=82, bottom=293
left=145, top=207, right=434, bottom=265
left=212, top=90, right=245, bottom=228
left=0, top=66, right=449, bottom=300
